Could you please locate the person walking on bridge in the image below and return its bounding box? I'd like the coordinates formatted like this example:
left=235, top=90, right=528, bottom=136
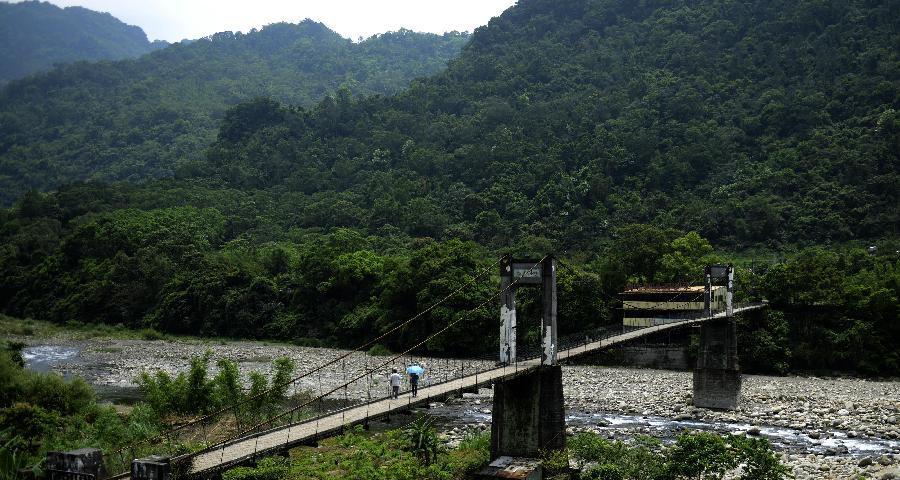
left=389, top=368, right=402, bottom=399
left=407, top=363, right=424, bottom=398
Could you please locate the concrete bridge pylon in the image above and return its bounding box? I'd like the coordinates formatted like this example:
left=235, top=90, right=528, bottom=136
left=693, top=265, right=741, bottom=410
left=492, top=255, right=566, bottom=459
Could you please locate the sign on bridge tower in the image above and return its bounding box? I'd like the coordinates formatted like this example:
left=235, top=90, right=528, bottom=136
left=491, top=254, right=565, bottom=461
left=498, top=255, right=558, bottom=366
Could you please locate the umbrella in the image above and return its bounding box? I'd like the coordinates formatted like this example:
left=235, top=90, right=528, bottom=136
left=406, top=365, right=424, bottom=376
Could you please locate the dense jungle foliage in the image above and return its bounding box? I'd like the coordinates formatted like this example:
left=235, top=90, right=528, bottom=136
left=0, top=22, right=468, bottom=204
left=0, top=0, right=898, bottom=374
left=195, top=0, right=899, bottom=250
left=0, top=1, right=166, bottom=84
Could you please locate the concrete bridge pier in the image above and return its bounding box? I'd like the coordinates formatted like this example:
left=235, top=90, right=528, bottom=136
left=46, top=448, right=107, bottom=479
left=490, top=365, right=565, bottom=458
left=131, top=456, right=171, bottom=480
left=692, top=319, right=741, bottom=410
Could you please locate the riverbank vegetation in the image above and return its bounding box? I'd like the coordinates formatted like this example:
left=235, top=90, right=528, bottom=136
left=0, top=342, right=160, bottom=477
left=0, top=342, right=303, bottom=477
left=221, top=426, right=789, bottom=480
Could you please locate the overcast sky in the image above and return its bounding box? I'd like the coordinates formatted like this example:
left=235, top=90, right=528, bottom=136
left=14, top=0, right=518, bottom=42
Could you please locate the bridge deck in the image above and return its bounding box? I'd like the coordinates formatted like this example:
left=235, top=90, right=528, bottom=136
left=116, top=305, right=764, bottom=478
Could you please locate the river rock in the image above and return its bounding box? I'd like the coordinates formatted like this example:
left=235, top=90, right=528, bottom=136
left=879, top=467, right=900, bottom=480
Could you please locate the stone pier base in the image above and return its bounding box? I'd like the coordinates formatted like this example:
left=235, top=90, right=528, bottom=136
left=46, top=448, right=106, bottom=479
left=490, top=365, right=565, bottom=458
left=693, top=320, right=741, bottom=410
left=132, top=455, right=171, bottom=480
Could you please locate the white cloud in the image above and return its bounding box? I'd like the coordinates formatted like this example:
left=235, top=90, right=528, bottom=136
left=12, top=0, right=517, bottom=42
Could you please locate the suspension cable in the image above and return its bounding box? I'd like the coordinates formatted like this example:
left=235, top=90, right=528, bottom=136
left=111, top=256, right=501, bottom=460
left=206, top=256, right=547, bottom=448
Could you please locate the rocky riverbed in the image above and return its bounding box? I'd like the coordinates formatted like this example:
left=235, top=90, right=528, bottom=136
left=20, top=337, right=493, bottom=401
left=19, top=337, right=900, bottom=479
left=580, top=366, right=900, bottom=479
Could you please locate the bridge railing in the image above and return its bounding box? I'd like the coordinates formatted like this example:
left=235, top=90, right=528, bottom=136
left=554, top=301, right=768, bottom=357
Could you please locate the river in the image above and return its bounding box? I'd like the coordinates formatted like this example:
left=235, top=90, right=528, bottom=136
left=20, top=340, right=900, bottom=479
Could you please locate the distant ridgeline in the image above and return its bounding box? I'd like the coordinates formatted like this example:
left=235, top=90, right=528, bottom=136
left=194, top=0, right=898, bottom=248
left=0, top=0, right=897, bottom=374
left=0, top=21, right=470, bottom=205
left=0, top=1, right=167, bottom=84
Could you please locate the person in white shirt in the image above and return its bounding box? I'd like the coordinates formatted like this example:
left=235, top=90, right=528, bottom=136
left=389, top=368, right=402, bottom=399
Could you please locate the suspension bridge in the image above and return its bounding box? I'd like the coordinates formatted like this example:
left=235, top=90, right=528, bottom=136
left=46, top=256, right=768, bottom=480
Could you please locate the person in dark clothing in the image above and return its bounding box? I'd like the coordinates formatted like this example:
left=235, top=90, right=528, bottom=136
left=409, top=371, right=419, bottom=397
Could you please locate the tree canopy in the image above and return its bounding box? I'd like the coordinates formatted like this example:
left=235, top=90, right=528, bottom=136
left=0, top=21, right=469, bottom=205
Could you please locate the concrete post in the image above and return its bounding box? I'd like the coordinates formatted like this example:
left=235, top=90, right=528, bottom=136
left=541, top=257, right=558, bottom=366
left=703, top=266, right=712, bottom=317
left=693, top=319, right=741, bottom=409
left=132, top=456, right=171, bottom=480
left=726, top=265, right=734, bottom=317
left=46, top=449, right=106, bottom=480
left=499, top=256, right=516, bottom=365
left=490, top=366, right=566, bottom=459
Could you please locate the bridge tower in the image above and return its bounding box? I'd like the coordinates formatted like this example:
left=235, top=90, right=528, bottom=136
left=693, top=264, right=741, bottom=410
left=491, top=255, right=565, bottom=459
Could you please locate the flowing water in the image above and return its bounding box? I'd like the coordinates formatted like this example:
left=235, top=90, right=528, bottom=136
left=23, top=345, right=78, bottom=373
left=429, top=404, right=900, bottom=457
left=23, top=345, right=142, bottom=403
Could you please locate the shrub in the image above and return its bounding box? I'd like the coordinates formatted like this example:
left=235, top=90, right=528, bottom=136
left=367, top=344, right=392, bottom=356
left=214, top=359, right=243, bottom=418
left=140, top=328, right=166, bottom=341
left=0, top=352, right=24, bottom=407
left=665, top=432, right=738, bottom=480
left=582, top=464, right=625, bottom=480
left=23, top=374, right=95, bottom=416
left=569, top=433, right=624, bottom=468
left=446, top=432, right=490, bottom=475
left=138, top=354, right=296, bottom=420
left=222, top=457, right=290, bottom=480
left=731, top=436, right=791, bottom=480
left=0, top=431, right=37, bottom=480
left=404, top=415, right=442, bottom=466
left=542, top=447, right=571, bottom=475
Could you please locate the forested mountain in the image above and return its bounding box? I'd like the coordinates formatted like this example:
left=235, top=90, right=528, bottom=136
left=0, top=1, right=166, bottom=84
left=0, top=0, right=897, bottom=374
left=202, top=0, right=899, bottom=249
left=0, top=21, right=469, bottom=204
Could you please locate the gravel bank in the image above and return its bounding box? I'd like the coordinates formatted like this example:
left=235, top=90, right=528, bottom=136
left=20, top=336, right=900, bottom=479
left=22, top=337, right=492, bottom=400
left=560, top=366, right=900, bottom=479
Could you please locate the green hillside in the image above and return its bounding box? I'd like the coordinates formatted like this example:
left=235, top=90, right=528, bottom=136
left=0, top=1, right=165, bottom=83
left=203, top=0, right=899, bottom=249
left=0, top=0, right=897, bottom=374
left=0, top=21, right=469, bottom=205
